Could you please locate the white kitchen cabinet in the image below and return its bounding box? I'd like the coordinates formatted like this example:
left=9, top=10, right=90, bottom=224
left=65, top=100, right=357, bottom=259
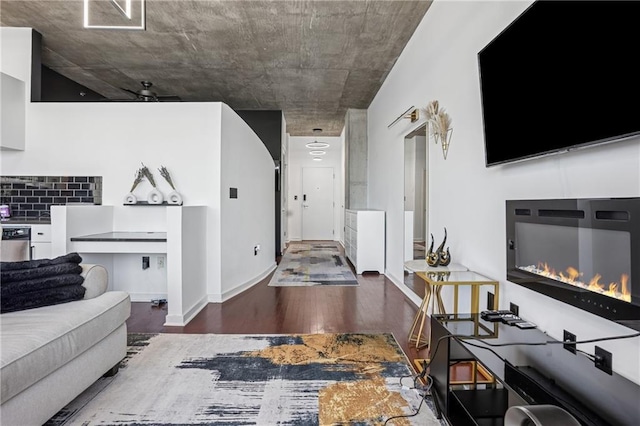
left=30, top=224, right=52, bottom=259
left=344, top=209, right=385, bottom=274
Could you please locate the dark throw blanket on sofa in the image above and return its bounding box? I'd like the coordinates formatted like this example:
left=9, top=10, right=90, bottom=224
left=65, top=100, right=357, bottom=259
left=0, top=253, right=86, bottom=313
left=0, top=252, right=83, bottom=272
left=1, top=262, right=83, bottom=284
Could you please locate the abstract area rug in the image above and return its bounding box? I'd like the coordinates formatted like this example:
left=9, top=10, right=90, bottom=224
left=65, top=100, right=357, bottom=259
left=268, top=242, right=359, bottom=286
left=50, top=333, right=440, bottom=425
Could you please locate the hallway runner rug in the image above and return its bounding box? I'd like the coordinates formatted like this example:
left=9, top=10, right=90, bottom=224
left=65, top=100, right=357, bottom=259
left=268, top=241, right=359, bottom=286
left=47, top=333, right=441, bottom=425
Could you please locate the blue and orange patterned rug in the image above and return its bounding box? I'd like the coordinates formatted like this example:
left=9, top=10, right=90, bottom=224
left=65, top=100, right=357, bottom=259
left=48, top=333, right=441, bottom=425
left=269, top=242, right=359, bottom=286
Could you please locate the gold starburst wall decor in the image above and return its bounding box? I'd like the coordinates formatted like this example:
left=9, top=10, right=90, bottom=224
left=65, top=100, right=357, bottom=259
left=424, top=100, right=453, bottom=159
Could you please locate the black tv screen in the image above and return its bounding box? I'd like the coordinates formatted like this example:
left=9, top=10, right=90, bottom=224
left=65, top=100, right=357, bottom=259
left=478, top=1, right=640, bottom=167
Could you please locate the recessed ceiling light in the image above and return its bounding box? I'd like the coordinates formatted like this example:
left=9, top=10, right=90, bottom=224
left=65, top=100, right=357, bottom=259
left=313, top=128, right=323, bottom=133
left=309, top=150, right=326, bottom=155
left=305, top=141, right=330, bottom=149
left=312, top=157, right=323, bottom=161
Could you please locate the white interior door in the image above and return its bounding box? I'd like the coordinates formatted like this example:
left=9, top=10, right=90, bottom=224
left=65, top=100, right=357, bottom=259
left=302, top=167, right=334, bottom=240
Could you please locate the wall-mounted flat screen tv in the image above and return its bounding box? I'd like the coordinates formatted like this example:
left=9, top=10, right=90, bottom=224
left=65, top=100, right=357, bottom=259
left=478, top=1, right=640, bottom=167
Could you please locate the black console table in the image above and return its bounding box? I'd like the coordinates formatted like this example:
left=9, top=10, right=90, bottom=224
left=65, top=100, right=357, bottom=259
left=430, top=314, right=640, bottom=426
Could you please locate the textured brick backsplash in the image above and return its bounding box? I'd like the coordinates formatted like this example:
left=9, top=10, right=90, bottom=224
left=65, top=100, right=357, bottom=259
left=0, top=176, right=102, bottom=219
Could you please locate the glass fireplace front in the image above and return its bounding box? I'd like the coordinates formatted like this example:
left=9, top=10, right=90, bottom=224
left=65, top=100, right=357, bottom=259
left=506, top=198, right=640, bottom=331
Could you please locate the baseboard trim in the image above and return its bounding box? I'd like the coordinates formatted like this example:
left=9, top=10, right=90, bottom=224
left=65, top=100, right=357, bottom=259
left=386, top=269, right=421, bottom=307
left=208, top=262, right=277, bottom=303
left=164, top=295, right=208, bottom=326
left=127, top=292, right=168, bottom=302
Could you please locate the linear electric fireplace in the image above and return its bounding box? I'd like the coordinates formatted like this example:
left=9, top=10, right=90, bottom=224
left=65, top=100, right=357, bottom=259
left=506, top=198, right=640, bottom=331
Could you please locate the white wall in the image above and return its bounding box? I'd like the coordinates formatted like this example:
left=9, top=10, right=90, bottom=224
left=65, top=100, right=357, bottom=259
left=287, top=136, right=344, bottom=242
left=368, top=0, right=640, bottom=385
left=219, top=104, right=276, bottom=301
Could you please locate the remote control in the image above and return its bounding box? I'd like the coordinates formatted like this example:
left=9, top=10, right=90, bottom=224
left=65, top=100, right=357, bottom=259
left=481, top=310, right=514, bottom=320
left=515, top=321, right=536, bottom=329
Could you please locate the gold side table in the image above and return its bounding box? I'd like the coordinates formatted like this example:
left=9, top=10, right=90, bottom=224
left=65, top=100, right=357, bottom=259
left=408, top=270, right=499, bottom=349
left=406, top=263, right=468, bottom=349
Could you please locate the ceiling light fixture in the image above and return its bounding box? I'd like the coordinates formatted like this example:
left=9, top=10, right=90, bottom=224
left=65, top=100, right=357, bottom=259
left=313, top=157, right=323, bottom=161
left=305, top=141, right=330, bottom=149
left=313, top=128, right=323, bottom=133
left=309, top=150, right=326, bottom=155
left=84, top=0, right=146, bottom=30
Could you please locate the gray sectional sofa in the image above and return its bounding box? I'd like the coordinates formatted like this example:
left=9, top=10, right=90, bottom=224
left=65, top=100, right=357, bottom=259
left=0, top=264, right=131, bottom=425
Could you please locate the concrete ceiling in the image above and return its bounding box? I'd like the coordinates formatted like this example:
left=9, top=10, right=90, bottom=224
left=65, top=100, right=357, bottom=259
left=0, top=0, right=432, bottom=136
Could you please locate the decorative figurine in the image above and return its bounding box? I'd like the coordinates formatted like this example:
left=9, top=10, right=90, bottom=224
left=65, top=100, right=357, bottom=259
left=426, top=233, right=440, bottom=267
left=437, top=228, right=451, bottom=266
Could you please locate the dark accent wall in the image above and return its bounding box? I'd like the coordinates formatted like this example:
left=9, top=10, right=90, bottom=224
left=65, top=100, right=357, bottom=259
left=236, top=110, right=283, bottom=256
left=30, top=29, right=42, bottom=102
left=41, top=66, right=106, bottom=101
left=0, top=176, right=103, bottom=221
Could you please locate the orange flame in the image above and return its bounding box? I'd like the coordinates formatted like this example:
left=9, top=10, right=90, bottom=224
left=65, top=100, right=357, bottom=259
left=521, top=264, right=631, bottom=303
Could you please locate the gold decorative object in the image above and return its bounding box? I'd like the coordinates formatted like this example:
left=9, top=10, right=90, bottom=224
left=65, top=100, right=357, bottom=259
left=407, top=108, right=419, bottom=122
left=437, top=227, right=451, bottom=266
left=435, top=127, right=454, bottom=159
left=426, top=233, right=439, bottom=267
left=426, top=228, right=452, bottom=267
left=424, top=100, right=454, bottom=159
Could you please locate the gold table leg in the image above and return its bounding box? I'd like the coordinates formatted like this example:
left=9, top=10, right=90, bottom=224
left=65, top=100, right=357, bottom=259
left=408, top=281, right=432, bottom=348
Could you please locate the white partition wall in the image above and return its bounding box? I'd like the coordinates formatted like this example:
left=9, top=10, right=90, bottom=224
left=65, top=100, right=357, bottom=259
left=166, top=206, right=207, bottom=326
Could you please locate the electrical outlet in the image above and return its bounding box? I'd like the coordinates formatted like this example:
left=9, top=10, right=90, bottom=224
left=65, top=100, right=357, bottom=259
left=157, top=256, right=165, bottom=269
left=563, top=330, right=576, bottom=354
left=142, top=256, right=150, bottom=270
left=487, top=292, right=495, bottom=310
left=594, top=346, right=612, bottom=375
left=509, top=302, right=519, bottom=316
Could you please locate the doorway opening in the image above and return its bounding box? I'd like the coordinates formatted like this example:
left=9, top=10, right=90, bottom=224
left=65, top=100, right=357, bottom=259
left=403, top=124, right=428, bottom=296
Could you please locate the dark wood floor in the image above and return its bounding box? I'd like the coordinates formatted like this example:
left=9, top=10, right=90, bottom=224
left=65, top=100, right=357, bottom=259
left=126, top=242, right=430, bottom=369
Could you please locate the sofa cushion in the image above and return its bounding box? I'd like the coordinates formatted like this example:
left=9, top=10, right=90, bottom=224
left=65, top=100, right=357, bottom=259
left=0, top=291, right=131, bottom=404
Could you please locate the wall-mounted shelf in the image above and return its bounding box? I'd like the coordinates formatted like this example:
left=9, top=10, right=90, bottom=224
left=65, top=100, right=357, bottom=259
left=123, top=202, right=183, bottom=206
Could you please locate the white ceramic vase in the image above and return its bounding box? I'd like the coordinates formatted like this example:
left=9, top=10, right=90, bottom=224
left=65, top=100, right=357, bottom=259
left=123, top=193, right=137, bottom=205
left=167, top=190, right=183, bottom=205
left=147, top=188, right=164, bottom=204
